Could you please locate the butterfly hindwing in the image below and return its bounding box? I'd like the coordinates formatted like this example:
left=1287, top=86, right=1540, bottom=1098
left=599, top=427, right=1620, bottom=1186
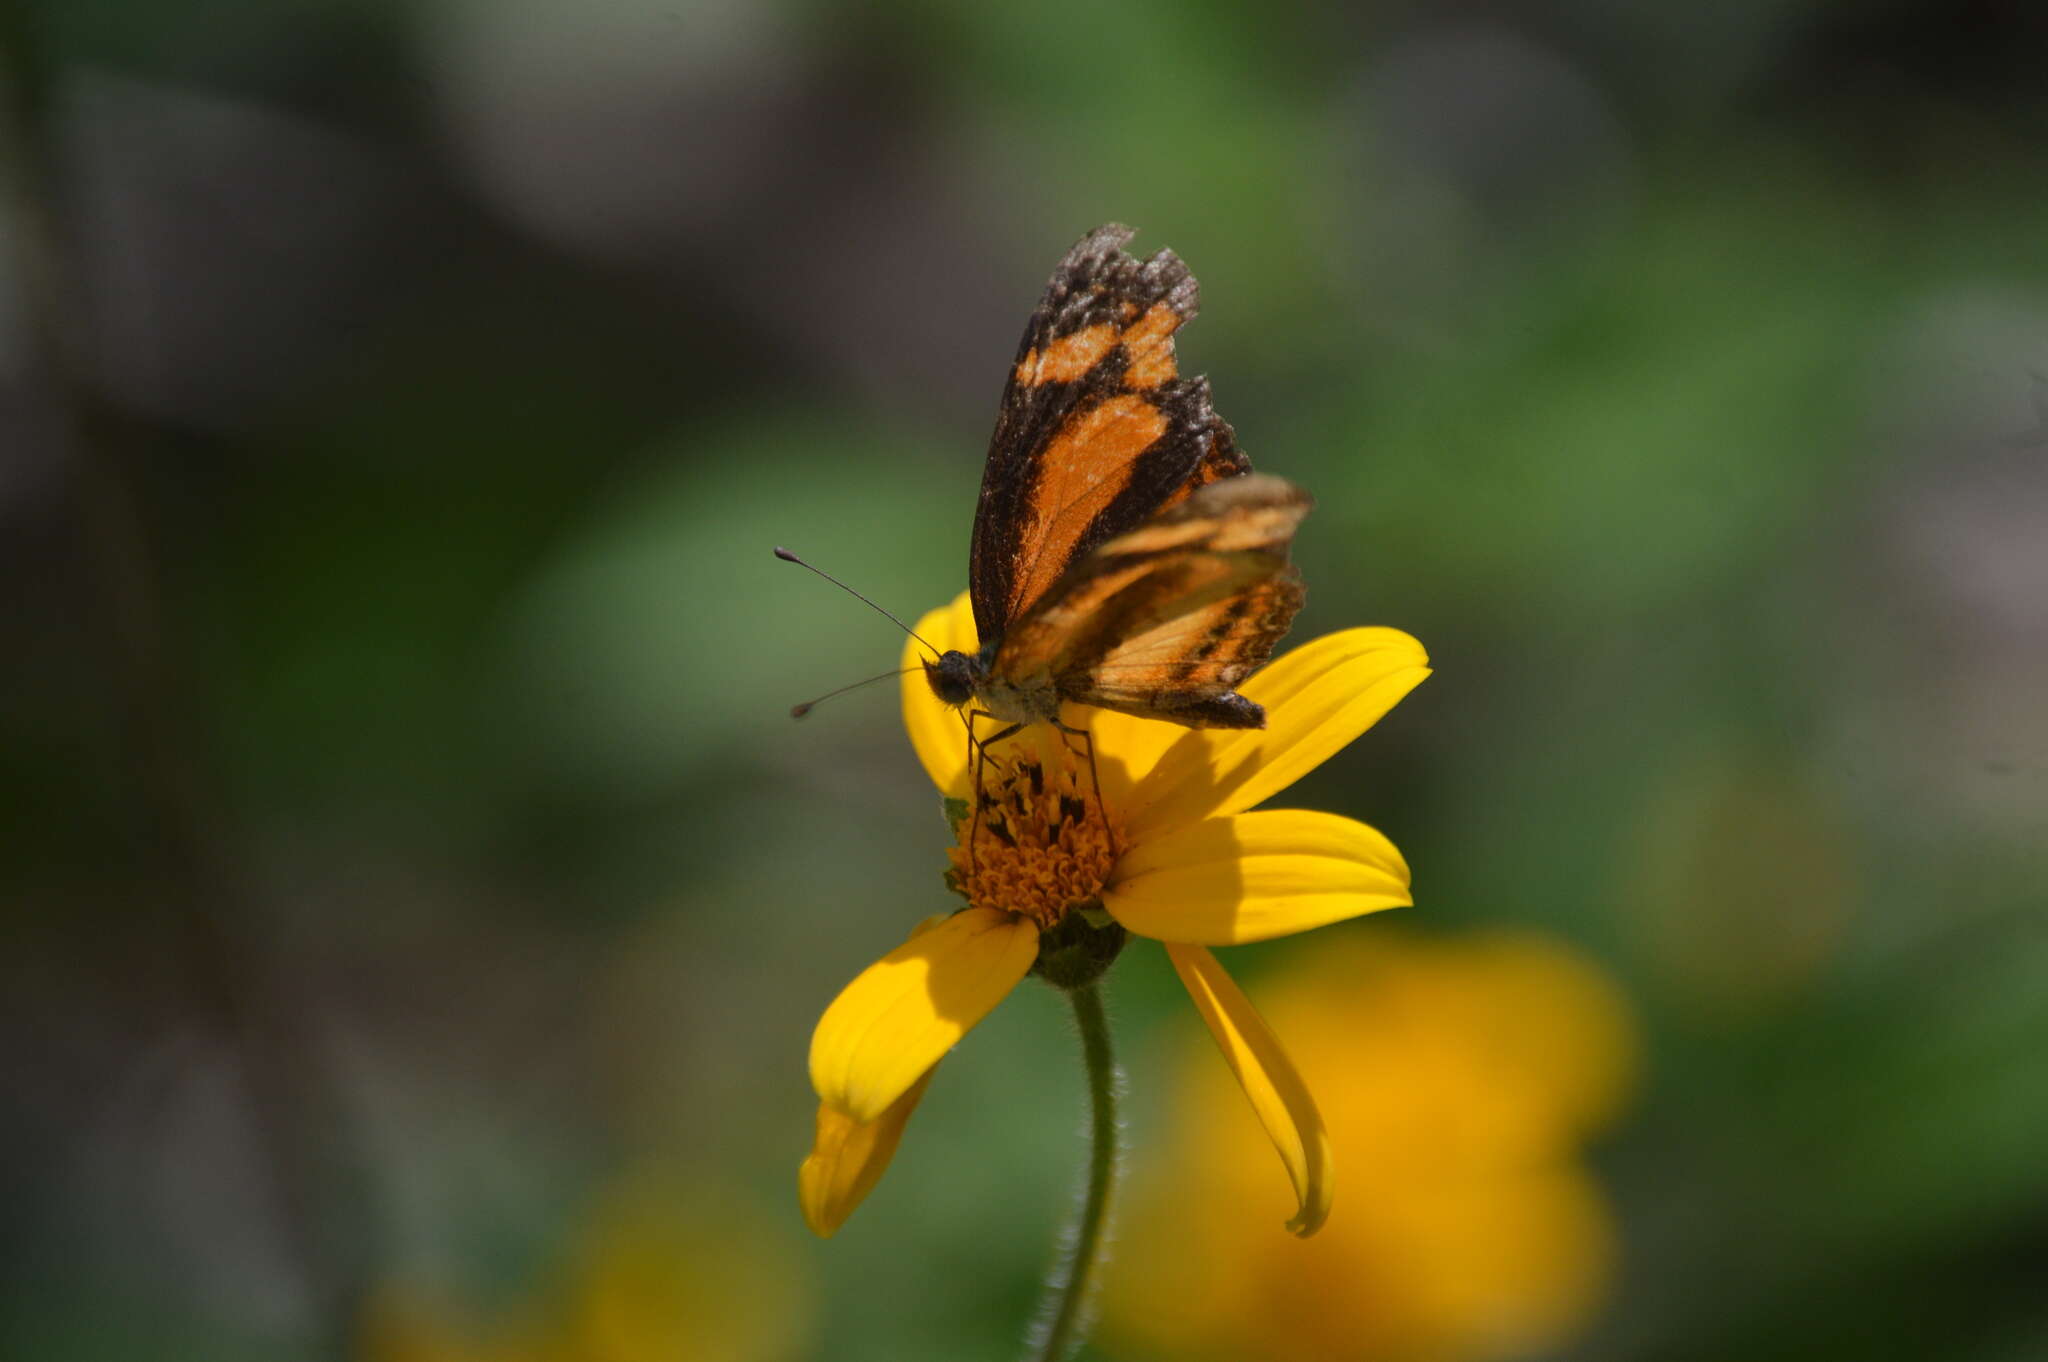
left=1079, top=573, right=1306, bottom=727
left=992, top=474, right=1310, bottom=727
left=968, top=224, right=1245, bottom=642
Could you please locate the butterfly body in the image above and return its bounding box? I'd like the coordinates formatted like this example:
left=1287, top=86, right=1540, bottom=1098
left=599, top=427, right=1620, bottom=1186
left=928, top=225, right=1311, bottom=739
left=925, top=641, right=1059, bottom=727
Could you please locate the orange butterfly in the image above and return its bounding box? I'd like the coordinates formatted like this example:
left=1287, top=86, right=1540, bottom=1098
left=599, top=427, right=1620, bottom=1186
left=924, top=225, right=1310, bottom=755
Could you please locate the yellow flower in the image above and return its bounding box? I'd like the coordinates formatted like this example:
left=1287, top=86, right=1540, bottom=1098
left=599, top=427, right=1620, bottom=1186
left=799, top=590, right=1430, bottom=1238
left=1100, top=931, right=1638, bottom=1362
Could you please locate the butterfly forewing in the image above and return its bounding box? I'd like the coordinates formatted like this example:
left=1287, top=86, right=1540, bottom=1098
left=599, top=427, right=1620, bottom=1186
left=968, top=224, right=1247, bottom=641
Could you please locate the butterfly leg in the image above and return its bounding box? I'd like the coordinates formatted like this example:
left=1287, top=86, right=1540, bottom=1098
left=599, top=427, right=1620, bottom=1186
left=963, top=711, right=1027, bottom=872
left=1052, top=718, right=1118, bottom=860
left=965, top=710, right=989, bottom=872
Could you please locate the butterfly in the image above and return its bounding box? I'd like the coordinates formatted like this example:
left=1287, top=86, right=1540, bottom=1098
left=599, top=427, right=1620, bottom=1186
left=924, top=224, right=1311, bottom=757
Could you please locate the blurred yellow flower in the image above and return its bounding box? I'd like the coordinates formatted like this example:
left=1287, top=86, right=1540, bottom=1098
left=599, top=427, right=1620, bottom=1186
left=1102, top=930, right=1639, bottom=1362
left=361, top=1167, right=813, bottom=1362
left=801, top=590, right=1430, bottom=1238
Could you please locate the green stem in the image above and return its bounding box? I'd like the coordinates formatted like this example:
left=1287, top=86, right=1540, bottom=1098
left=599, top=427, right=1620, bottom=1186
left=1029, top=980, right=1120, bottom=1362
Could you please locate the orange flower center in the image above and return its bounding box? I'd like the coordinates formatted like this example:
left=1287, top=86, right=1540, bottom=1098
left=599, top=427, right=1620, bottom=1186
left=950, top=744, right=1119, bottom=930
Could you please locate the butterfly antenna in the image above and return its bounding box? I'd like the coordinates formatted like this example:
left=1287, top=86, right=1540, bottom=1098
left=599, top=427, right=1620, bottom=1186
left=774, top=546, right=940, bottom=653
left=790, top=666, right=918, bottom=719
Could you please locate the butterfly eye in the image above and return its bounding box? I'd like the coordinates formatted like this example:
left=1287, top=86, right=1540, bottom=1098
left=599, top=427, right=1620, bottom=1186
left=926, top=651, right=977, bottom=707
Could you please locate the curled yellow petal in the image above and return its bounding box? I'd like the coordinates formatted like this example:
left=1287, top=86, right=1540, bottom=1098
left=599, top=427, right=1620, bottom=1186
left=1165, top=942, right=1332, bottom=1237
left=799, top=1066, right=938, bottom=1237
left=809, top=906, right=1038, bottom=1121
left=900, top=592, right=979, bottom=799
left=1104, top=810, right=1410, bottom=944
left=1125, top=628, right=1429, bottom=839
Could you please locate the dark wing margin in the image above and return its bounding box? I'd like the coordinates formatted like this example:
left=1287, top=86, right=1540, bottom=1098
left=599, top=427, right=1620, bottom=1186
left=1157, top=405, right=1251, bottom=511
left=993, top=474, right=1311, bottom=728
left=967, top=224, right=1249, bottom=642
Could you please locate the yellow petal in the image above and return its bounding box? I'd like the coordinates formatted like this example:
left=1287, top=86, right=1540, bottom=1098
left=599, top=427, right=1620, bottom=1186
left=809, top=906, right=1038, bottom=1121
left=798, top=1065, right=938, bottom=1237
left=1079, top=704, right=1188, bottom=818
left=900, top=591, right=979, bottom=799
left=1104, top=810, right=1410, bottom=944
left=1124, top=628, right=1429, bottom=840
left=1165, top=942, right=1333, bottom=1237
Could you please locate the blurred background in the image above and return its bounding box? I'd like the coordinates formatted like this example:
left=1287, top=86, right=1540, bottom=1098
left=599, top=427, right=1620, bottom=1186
left=5, top=1, right=2047, bottom=1359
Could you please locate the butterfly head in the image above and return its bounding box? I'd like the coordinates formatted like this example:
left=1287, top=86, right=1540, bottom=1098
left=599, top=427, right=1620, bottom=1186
left=924, top=649, right=979, bottom=708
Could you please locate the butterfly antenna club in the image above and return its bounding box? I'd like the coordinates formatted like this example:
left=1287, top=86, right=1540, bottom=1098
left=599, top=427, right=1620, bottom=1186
left=774, top=546, right=939, bottom=653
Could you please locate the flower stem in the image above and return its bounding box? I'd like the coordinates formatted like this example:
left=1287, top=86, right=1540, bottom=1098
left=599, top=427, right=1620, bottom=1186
left=1029, top=980, right=1120, bottom=1362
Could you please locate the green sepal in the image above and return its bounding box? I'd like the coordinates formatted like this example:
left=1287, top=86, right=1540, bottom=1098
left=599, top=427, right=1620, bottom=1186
left=1031, top=901, right=1127, bottom=992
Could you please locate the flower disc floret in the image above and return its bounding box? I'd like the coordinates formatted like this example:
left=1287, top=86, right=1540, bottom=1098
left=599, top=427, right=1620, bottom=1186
left=950, top=748, right=1119, bottom=929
